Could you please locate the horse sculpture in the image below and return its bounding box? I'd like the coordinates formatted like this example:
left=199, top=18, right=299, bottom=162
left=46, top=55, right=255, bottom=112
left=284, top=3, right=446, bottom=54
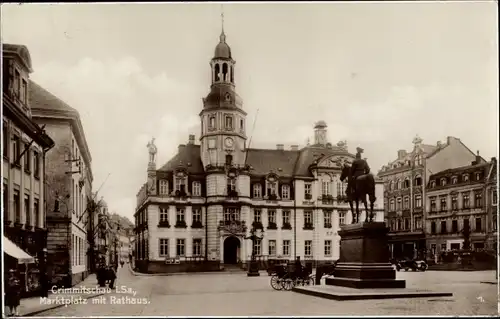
left=340, top=164, right=377, bottom=223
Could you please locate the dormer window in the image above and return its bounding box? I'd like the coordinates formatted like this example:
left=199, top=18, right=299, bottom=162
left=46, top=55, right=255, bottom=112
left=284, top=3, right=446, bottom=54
left=192, top=181, right=202, bottom=197
left=253, top=184, right=262, bottom=198
left=266, top=180, right=278, bottom=197
left=159, top=180, right=169, bottom=195
left=281, top=185, right=290, bottom=200
left=175, top=175, right=187, bottom=193
left=440, top=178, right=447, bottom=186
left=451, top=176, right=458, bottom=184
left=430, top=180, right=436, bottom=188
left=475, top=172, right=481, bottom=181
left=463, top=174, right=469, bottom=182
left=225, top=115, right=233, bottom=130
left=20, top=79, right=27, bottom=104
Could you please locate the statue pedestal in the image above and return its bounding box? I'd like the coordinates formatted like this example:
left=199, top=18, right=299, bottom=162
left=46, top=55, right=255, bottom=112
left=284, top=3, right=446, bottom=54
left=326, top=222, right=405, bottom=289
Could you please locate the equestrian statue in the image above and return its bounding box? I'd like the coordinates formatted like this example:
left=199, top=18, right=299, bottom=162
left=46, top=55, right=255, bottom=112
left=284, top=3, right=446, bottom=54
left=340, top=147, right=377, bottom=223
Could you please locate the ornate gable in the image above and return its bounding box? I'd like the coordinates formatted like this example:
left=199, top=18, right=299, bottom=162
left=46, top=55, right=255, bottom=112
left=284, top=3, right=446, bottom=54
left=317, top=154, right=354, bottom=169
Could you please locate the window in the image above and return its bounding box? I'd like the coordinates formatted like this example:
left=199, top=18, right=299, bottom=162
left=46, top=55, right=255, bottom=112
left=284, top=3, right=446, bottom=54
left=430, top=180, right=436, bottom=188
left=240, top=119, right=244, bottom=132
left=404, top=218, right=410, bottom=230
left=192, top=181, right=201, bottom=197
left=304, top=183, right=312, bottom=198
left=475, top=172, right=481, bottom=181
left=176, top=208, right=185, bottom=222
left=403, top=196, right=409, bottom=210
left=463, top=174, right=469, bottom=182
left=282, top=210, right=290, bottom=226
left=176, top=239, right=185, bottom=257
left=192, top=208, right=201, bottom=223
left=463, top=193, right=470, bottom=208
left=159, top=180, right=168, bottom=195
left=414, top=216, right=422, bottom=229
left=208, top=116, right=216, bottom=130
left=304, top=211, right=312, bottom=225
left=266, top=180, right=278, bottom=197
left=464, top=218, right=470, bottom=232
left=475, top=217, right=482, bottom=232
left=441, top=243, right=447, bottom=252
left=224, top=207, right=239, bottom=221
left=415, top=155, right=422, bottom=166
left=322, top=181, right=331, bottom=196
left=414, top=195, right=422, bottom=208
left=431, top=221, right=436, bottom=234
left=14, top=70, right=20, bottom=95
left=34, top=198, right=39, bottom=228
left=493, top=190, right=497, bottom=205
left=339, top=211, right=346, bottom=226
left=268, top=240, right=276, bottom=256
left=283, top=240, right=290, bottom=256
left=324, top=240, right=332, bottom=257
left=430, top=244, right=436, bottom=255
left=281, top=185, right=290, bottom=199
left=451, top=195, right=458, bottom=210
left=12, top=136, right=20, bottom=164
left=452, top=219, right=458, bottom=233
left=396, top=179, right=401, bottom=190
left=253, top=184, right=262, bottom=198
left=24, top=194, right=30, bottom=226
left=390, top=219, right=395, bottom=231
left=254, top=209, right=261, bottom=222
left=403, top=178, right=410, bottom=188
left=193, top=239, right=202, bottom=256
left=20, top=79, right=27, bottom=104
left=414, top=175, right=422, bottom=186
left=390, top=199, right=395, bottom=211
left=2, top=124, right=8, bottom=159
left=225, top=115, right=233, bottom=130
left=474, top=193, right=482, bottom=208
left=253, top=239, right=262, bottom=255
left=268, top=210, right=276, bottom=224
left=492, top=214, right=497, bottom=232
left=440, top=221, right=447, bottom=234
left=440, top=197, right=447, bottom=211
left=324, top=210, right=332, bottom=227
left=440, top=178, right=447, bottom=186
left=160, top=207, right=169, bottom=223
left=304, top=240, right=312, bottom=256
left=451, top=176, right=458, bottom=184
left=13, top=189, right=20, bottom=223
left=396, top=197, right=402, bottom=211
left=175, top=177, right=187, bottom=193
left=227, top=178, right=236, bottom=193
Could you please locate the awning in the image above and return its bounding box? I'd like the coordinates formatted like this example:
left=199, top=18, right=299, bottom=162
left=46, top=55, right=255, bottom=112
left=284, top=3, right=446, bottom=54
left=3, top=236, right=35, bottom=264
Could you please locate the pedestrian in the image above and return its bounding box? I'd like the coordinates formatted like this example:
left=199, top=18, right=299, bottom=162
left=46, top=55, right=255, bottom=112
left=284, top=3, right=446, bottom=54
left=107, top=266, right=117, bottom=289
left=39, top=270, right=49, bottom=298
left=120, top=260, right=124, bottom=268
left=5, top=269, right=21, bottom=316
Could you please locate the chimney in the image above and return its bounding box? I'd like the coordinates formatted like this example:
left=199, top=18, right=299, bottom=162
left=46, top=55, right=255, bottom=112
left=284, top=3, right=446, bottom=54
left=397, top=150, right=407, bottom=160
left=491, top=157, right=497, bottom=164
left=276, top=144, right=284, bottom=150
left=437, top=141, right=442, bottom=148
left=188, top=134, right=195, bottom=145
left=446, top=136, right=455, bottom=145
left=290, top=145, right=299, bottom=151
left=475, top=150, right=482, bottom=164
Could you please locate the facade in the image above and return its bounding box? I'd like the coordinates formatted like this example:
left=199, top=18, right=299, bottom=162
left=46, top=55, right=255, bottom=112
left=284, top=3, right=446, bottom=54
left=484, top=158, right=497, bottom=251
left=2, top=43, right=55, bottom=295
left=134, top=29, right=384, bottom=273
left=29, top=81, right=94, bottom=287
left=378, top=135, right=480, bottom=260
left=425, top=156, right=497, bottom=255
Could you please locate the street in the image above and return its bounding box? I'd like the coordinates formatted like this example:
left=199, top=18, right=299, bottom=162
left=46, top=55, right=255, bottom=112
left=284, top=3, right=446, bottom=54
left=39, top=267, right=498, bottom=316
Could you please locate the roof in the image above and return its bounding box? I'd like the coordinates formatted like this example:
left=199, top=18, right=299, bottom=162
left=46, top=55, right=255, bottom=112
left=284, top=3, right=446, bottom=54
left=202, top=85, right=243, bottom=112
left=214, top=31, right=232, bottom=59
left=29, top=80, right=78, bottom=114
left=428, top=162, right=490, bottom=180
left=2, top=43, right=33, bottom=72
left=158, top=143, right=353, bottom=177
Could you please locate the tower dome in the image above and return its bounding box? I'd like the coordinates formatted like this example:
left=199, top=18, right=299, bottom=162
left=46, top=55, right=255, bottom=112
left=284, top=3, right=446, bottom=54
left=214, top=31, right=232, bottom=59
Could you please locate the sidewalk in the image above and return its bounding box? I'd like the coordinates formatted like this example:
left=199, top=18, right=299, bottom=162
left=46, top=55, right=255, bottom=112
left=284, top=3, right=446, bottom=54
left=7, top=273, right=105, bottom=317
left=128, top=264, right=269, bottom=277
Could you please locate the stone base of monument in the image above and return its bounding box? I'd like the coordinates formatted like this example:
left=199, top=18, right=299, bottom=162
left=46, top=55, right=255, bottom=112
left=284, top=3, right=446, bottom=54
left=293, top=222, right=453, bottom=300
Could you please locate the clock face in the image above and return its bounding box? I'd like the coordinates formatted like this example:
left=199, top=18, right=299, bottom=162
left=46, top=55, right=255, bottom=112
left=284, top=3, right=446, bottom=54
left=225, top=137, right=234, bottom=148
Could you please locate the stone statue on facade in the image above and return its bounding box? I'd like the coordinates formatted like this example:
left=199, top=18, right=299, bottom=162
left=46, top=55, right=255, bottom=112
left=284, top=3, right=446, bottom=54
left=147, top=138, right=157, bottom=163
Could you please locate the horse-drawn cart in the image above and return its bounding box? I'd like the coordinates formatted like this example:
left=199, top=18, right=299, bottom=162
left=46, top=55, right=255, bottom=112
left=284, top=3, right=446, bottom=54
left=270, top=263, right=315, bottom=291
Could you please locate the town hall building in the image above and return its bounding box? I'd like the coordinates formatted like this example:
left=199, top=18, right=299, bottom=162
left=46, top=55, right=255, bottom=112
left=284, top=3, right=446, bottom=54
left=134, top=28, right=384, bottom=273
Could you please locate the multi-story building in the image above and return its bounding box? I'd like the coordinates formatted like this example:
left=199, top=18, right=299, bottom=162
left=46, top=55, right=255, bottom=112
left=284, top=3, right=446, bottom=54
left=29, top=80, right=93, bottom=287
left=2, top=43, right=55, bottom=295
left=378, top=135, right=480, bottom=260
left=484, top=158, right=497, bottom=251
left=133, top=28, right=384, bottom=273
left=425, top=156, right=496, bottom=255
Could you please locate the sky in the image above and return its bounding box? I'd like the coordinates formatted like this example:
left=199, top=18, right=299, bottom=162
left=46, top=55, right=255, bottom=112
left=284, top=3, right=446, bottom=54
left=2, top=2, right=498, bottom=222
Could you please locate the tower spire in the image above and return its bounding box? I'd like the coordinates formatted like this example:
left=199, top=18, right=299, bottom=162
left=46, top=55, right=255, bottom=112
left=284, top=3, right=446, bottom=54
left=220, top=4, right=226, bottom=43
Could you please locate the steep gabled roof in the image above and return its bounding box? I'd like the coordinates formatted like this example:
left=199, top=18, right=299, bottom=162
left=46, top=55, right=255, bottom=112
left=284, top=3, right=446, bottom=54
left=29, top=80, right=79, bottom=114
left=245, top=148, right=300, bottom=176
left=158, top=144, right=204, bottom=174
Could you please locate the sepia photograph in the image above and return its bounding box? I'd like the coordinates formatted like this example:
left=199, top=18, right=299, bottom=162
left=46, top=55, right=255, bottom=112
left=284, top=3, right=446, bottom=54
left=1, top=1, right=498, bottom=317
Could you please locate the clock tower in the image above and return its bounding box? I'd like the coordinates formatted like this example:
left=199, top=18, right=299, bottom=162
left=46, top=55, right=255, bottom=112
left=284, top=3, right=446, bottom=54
left=199, top=26, right=247, bottom=169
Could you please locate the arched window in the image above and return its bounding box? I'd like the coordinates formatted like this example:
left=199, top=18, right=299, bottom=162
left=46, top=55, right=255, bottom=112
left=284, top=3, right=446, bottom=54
left=388, top=181, right=393, bottom=191
left=404, top=178, right=410, bottom=188
left=451, top=176, right=458, bottom=184
left=222, top=63, right=228, bottom=82
left=230, top=65, right=234, bottom=83
left=396, top=179, right=401, bottom=190
left=414, top=175, right=422, bottom=186
left=440, top=178, right=447, bottom=186
left=215, top=64, right=220, bottom=82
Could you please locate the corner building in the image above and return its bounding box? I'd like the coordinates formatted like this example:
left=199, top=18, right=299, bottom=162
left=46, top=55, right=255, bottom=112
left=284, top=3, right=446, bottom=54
left=134, top=30, right=384, bottom=273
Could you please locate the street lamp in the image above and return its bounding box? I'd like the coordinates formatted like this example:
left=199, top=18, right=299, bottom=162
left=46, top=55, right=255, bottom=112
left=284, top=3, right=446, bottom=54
left=245, top=226, right=264, bottom=277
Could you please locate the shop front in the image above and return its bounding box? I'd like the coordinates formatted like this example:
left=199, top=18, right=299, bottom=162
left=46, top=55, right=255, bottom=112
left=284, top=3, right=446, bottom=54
left=388, top=232, right=426, bottom=260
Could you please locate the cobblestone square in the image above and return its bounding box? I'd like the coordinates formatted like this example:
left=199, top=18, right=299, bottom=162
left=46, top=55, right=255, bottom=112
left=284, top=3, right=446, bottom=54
left=40, top=268, right=498, bottom=316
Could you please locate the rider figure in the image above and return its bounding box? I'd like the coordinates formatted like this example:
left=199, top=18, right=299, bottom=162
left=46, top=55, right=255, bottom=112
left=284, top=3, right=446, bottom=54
left=350, top=147, right=370, bottom=197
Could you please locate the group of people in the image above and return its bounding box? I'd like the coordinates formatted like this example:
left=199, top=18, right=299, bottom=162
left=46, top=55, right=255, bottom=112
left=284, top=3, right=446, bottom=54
left=96, top=263, right=118, bottom=288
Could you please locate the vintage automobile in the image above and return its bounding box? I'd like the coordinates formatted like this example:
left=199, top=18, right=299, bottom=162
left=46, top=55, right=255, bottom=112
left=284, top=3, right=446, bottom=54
left=395, top=259, right=428, bottom=272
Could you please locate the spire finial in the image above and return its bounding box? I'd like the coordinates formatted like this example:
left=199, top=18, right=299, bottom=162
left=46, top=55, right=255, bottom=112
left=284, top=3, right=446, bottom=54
left=220, top=4, right=226, bottom=43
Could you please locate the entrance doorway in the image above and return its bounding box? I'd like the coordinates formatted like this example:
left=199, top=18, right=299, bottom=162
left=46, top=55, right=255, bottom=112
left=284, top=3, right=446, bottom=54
left=224, top=236, right=240, bottom=264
